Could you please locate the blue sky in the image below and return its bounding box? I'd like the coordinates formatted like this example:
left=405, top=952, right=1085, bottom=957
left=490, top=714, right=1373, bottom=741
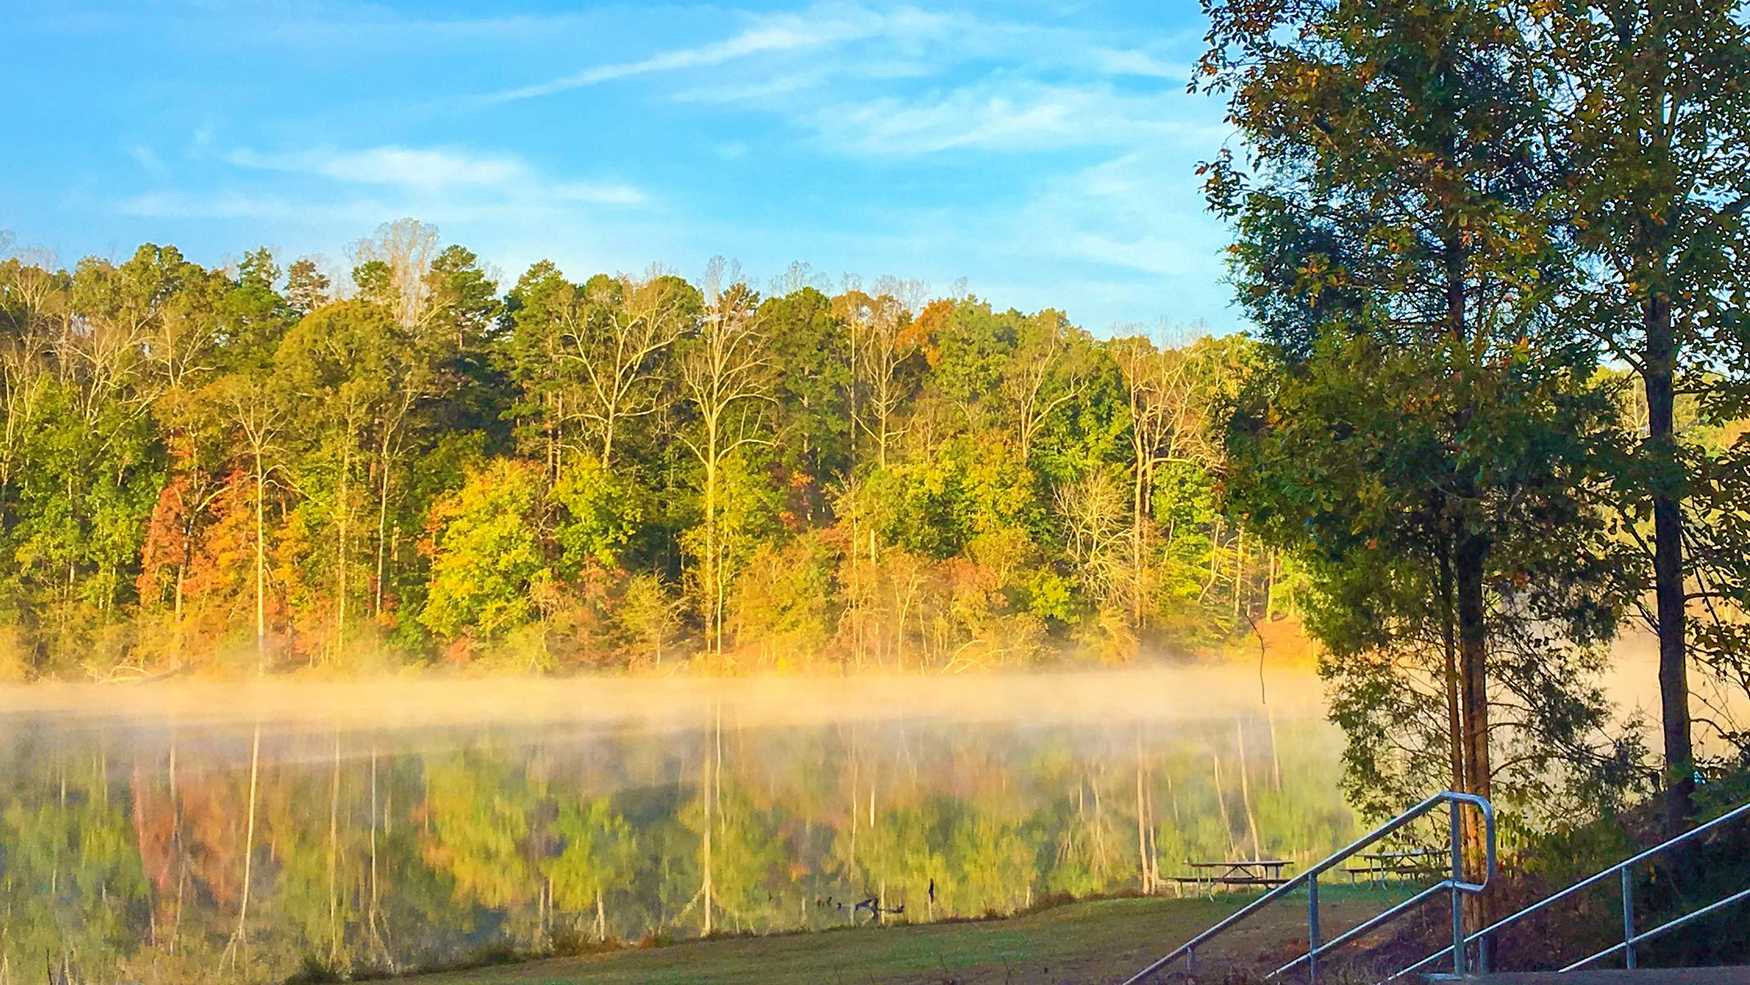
left=2, top=1, right=1240, bottom=334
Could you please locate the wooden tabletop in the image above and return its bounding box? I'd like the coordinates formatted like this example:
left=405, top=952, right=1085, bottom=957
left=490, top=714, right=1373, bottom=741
left=1182, top=859, right=1293, bottom=877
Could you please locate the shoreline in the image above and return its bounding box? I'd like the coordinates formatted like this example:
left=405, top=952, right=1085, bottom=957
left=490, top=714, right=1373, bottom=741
left=0, top=661, right=1331, bottom=731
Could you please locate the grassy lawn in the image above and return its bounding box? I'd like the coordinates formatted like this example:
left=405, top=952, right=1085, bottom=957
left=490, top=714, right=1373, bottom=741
left=398, top=885, right=1416, bottom=985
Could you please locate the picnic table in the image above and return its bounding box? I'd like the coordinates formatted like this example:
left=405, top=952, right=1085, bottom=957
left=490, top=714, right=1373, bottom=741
left=1169, top=858, right=1293, bottom=895
left=1343, top=847, right=1444, bottom=884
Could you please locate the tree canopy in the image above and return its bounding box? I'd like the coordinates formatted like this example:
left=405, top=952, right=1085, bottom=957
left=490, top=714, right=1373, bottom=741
left=0, top=224, right=1278, bottom=677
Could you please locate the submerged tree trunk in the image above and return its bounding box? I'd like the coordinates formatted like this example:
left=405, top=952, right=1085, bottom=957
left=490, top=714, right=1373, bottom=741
left=1236, top=719, right=1261, bottom=860
left=224, top=725, right=262, bottom=973
left=701, top=754, right=714, bottom=937
left=1134, top=733, right=1152, bottom=894
left=328, top=733, right=342, bottom=963
left=1210, top=751, right=1234, bottom=857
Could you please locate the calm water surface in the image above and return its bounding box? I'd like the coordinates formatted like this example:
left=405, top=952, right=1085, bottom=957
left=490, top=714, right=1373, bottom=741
left=0, top=672, right=1355, bottom=984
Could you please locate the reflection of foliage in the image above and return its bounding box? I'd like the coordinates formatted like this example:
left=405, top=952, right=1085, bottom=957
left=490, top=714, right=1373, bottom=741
left=711, top=787, right=786, bottom=925
left=947, top=813, right=1033, bottom=915
left=679, top=781, right=786, bottom=929
left=420, top=755, right=537, bottom=909
left=543, top=797, right=637, bottom=912
left=1, top=753, right=150, bottom=982
left=0, top=717, right=1362, bottom=982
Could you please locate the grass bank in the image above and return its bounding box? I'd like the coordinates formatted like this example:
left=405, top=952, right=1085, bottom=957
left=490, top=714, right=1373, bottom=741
left=389, top=886, right=1412, bottom=985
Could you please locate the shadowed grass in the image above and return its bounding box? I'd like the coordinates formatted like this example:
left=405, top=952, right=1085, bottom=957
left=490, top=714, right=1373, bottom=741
left=392, top=885, right=1415, bottom=985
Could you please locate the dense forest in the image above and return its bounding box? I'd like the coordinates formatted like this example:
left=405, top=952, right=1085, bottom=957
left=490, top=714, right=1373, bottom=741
left=5, top=0, right=1750, bottom=900
left=0, top=224, right=1278, bottom=679
left=12, top=2, right=1750, bottom=981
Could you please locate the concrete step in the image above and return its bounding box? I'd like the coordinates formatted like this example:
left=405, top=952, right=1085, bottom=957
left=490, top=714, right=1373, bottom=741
left=1443, top=969, right=1750, bottom=984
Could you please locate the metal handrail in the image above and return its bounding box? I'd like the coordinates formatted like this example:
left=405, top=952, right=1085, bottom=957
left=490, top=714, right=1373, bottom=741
left=1120, top=790, right=1495, bottom=985
left=1388, top=798, right=1750, bottom=981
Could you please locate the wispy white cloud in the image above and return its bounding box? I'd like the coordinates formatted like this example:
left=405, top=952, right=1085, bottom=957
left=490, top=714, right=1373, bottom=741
left=127, top=144, right=165, bottom=176
left=556, top=5, right=1215, bottom=160
left=81, top=2, right=1233, bottom=331
left=117, top=190, right=386, bottom=224
left=480, top=3, right=949, bottom=104
left=222, top=144, right=646, bottom=206
left=1017, top=149, right=1225, bottom=279
left=549, top=181, right=647, bottom=207
left=27, top=4, right=612, bottom=50
left=671, top=72, right=829, bottom=108
left=1090, top=47, right=1191, bottom=82
left=810, top=80, right=1222, bottom=156
left=226, top=146, right=523, bottom=191
left=670, top=58, right=937, bottom=109
left=119, top=142, right=650, bottom=235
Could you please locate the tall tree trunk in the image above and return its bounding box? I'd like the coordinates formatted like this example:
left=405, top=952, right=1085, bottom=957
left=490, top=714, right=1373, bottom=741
left=1644, top=293, right=1695, bottom=835
left=704, top=450, right=718, bottom=656
left=1438, top=540, right=1465, bottom=794
left=1443, top=212, right=1491, bottom=938
left=374, top=433, right=392, bottom=620
left=1232, top=525, right=1245, bottom=623
left=174, top=506, right=193, bottom=659
left=336, top=443, right=350, bottom=665
left=1454, top=533, right=1491, bottom=937
left=254, top=453, right=266, bottom=674
left=1131, top=459, right=1146, bottom=626
left=1264, top=551, right=1277, bottom=620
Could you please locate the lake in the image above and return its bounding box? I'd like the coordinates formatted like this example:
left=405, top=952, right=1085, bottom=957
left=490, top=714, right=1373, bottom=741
left=0, top=669, right=1355, bottom=984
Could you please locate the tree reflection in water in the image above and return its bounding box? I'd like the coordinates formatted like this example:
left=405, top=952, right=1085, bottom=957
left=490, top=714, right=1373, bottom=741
left=0, top=711, right=1354, bottom=984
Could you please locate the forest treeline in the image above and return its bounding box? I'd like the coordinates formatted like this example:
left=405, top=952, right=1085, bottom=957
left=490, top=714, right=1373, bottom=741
left=6, top=0, right=1750, bottom=884
left=0, top=223, right=1280, bottom=679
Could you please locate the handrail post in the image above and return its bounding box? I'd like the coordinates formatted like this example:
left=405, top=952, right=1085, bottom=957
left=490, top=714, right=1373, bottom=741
left=1450, top=800, right=1466, bottom=977
left=1620, top=867, right=1636, bottom=969
left=1121, top=790, right=1509, bottom=985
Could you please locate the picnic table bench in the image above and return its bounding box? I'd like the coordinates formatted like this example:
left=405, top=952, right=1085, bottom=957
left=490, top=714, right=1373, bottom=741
left=1343, top=847, right=1444, bottom=884
left=1168, top=858, right=1293, bottom=894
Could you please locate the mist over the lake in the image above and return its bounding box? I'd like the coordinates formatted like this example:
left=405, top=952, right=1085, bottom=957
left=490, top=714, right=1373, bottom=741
left=0, top=665, right=1356, bottom=984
